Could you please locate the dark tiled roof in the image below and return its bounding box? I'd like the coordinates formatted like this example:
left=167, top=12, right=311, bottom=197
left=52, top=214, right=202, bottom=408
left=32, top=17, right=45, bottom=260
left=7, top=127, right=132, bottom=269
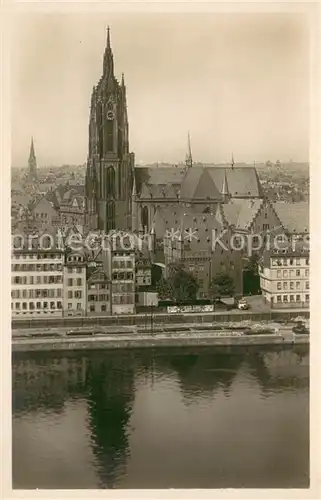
left=221, top=199, right=263, bottom=230
left=272, top=202, right=309, bottom=234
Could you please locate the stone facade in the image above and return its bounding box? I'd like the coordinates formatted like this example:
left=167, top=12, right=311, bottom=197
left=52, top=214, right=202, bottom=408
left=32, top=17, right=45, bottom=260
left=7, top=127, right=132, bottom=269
left=85, top=28, right=134, bottom=232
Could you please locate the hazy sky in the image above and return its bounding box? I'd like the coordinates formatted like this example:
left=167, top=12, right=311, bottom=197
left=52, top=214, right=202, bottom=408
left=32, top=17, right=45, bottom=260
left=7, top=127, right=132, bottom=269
left=11, top=12, right=309, bottom=167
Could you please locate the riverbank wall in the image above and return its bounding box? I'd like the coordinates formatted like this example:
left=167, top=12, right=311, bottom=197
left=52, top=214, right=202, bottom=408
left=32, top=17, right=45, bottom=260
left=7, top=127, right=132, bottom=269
left=12, top=333, right=309, bottom=353
left=12, top=309, right=309, bottom=331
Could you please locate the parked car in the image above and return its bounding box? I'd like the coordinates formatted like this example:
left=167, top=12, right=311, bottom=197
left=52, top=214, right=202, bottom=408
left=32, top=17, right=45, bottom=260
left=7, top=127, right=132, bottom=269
left=237, top=298, right=249, bottom=310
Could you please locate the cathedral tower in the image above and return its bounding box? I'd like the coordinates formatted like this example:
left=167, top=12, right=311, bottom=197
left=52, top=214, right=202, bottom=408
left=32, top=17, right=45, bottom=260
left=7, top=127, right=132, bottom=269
left=85, top=28, right=135, bottom=231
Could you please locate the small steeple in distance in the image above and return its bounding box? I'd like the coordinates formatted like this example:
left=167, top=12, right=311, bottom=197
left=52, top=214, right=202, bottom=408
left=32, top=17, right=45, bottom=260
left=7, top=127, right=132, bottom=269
left=185, top=131, right=193, bottom=169
left=231, top=153, right=235, bottom=169
left=221, top=170, right=229, bottom=202
left=28, top=136, right=37, bottom=182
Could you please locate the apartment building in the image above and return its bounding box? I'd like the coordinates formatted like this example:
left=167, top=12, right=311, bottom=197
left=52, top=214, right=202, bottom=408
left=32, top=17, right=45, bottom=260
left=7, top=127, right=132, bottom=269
left=259, top=247, right=309, bottom=308
left=11, top=232, right=64, bottom=317
left=63, top=249, right=87, bottom=316
left=87, top=268, right=110, bottom=316
left=102, top=232, right=136, bottom=315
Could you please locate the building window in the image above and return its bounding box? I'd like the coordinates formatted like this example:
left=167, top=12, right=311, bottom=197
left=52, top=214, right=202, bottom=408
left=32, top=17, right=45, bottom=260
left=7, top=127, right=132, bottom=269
left=289, top=259, right=293, bottom=265
left=277, top=282, right=281, bottom=290
left=283, top=259, right=287, bottom=266
left=68, top=279, right=73, bottom=286
left=36, top=302, right=41, bottom=309
left=306, top=259, right=309, bottom=265
left=305, top=294, right=309, bottom=302
left=22, top=302, right=27, bottom=310
left=57, top=289, right=62, bottom=298
left=77, top=303, right=82, bottom=310
left=43, top=302, right=48, bottom=309
left=77, top=268, right=82, bottom=274
left=57, top=301, right=62, bottom=309
left=90, top=305, right=95, bottom=312
left=305, top=269, right=309, bottom=277
left=296, top=258, right=300, bottom=265
left=68, top=268, right=73, bottom=273
left=296, top=270, right=300, bottom=277
left=89, top=295, right=95, bottom=302
left=290, top=295, right=294, bottom=302
left=76, top=278, right=82, bottom=286
left=22, top=290, right=27, bottom=298
left=68, top=291, right=73, bottom=299
left=290, top=282, right=294, bottom=290
left=101, top=304, right=107, bottom=312
left=50, top=301, right=55, bottom=309
left=283, top=282, right=288, bottom=290
left=15, top=303, right=20, bottom=310
left=75, top=291, right=82, bottom=299
left=283, top=295, right=288, bottom=302
left=283, top=270, right=288, bottom=277
left=68, top=303, right=72, bottom=309
left=277, top=295, right=282, bottom=302
left=306, top=282, right=309, bottom=290
left=263, top=224, right=269, bottom=230
left=277, top=270, right=281, bottom=278
left=296, top=295, right=300, bottom=302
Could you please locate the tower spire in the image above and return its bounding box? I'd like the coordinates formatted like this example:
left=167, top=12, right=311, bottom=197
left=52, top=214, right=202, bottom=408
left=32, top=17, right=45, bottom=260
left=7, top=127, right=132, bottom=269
left=103, top=26, right=114, bottom=77
left=231, top=153, right=235, bottom=169
left=28, top=136, right=37, bottom=182
left=185, top=131, right=193, bottom=169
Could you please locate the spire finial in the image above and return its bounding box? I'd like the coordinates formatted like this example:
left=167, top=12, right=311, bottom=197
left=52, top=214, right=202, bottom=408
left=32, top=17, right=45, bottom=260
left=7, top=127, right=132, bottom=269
left=121, top=72, right=125, bottom=87
left=107, top=26, right=111, bottom=48
left=231, top=153, right=235, bottom=169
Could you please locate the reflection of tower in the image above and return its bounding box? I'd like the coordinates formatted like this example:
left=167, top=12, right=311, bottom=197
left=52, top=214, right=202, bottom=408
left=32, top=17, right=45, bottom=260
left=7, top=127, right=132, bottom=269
left=86, top=354, right=135, bottom=488
left=28, top=137, right=37, bottom=182
left=85, top=27, right=135, bottom=232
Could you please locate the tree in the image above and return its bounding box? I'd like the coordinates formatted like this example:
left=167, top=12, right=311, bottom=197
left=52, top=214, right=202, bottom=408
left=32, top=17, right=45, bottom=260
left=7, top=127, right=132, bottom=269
left=156, top=276, right=173, bottom=300
left=168, top=262, right=199, bottom=302
left=157, top=262, right=199, bottom=302
left=210, top=272, right=235, bottom=298
left=244, top=254, right=260, bottom=275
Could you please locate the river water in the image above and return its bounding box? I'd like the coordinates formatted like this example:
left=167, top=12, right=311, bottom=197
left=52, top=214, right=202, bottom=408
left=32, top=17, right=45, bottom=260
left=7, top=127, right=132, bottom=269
left=12, top=345, right=309, bottom=489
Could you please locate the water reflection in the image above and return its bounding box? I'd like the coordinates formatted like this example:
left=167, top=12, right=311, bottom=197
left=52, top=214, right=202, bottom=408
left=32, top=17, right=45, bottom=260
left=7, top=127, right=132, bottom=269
left=12, top=345, right=309, bottom=489
left=85, top=354, right=135, bottom=488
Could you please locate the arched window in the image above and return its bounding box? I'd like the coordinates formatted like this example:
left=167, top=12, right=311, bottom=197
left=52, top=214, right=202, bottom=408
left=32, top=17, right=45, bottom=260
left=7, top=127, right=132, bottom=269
left=106, top=200, right=115, bottom=231
left=96, top=101, right=103, bottom=159
left=141, top=205, right=149, bottom=231
left=107, top=166, right=115, bottom=197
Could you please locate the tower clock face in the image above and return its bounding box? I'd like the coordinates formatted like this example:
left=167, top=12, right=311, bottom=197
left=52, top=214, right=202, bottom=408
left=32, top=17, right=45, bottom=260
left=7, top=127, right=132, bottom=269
left=107, top=97, right=115, bottom=120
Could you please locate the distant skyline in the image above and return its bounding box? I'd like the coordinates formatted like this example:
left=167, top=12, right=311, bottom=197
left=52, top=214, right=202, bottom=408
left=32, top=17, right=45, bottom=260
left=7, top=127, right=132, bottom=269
left=11, top=13, right=309, bottom=167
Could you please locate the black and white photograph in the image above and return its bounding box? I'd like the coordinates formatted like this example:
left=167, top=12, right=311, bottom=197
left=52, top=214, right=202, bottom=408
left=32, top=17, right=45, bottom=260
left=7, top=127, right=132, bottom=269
left=7, top=6, right=312, bottom=492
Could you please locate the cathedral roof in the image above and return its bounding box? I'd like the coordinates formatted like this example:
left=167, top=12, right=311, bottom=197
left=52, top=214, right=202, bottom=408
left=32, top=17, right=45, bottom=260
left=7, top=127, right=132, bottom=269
left=220, top=199, right=264, bottom=230
left=180, top=168, right=223, bottom=201
left=135, top=165, right=263, bottom=201
left=272, top=202, right=309, bottom=234
left=134, top=166, right=184, bottom=195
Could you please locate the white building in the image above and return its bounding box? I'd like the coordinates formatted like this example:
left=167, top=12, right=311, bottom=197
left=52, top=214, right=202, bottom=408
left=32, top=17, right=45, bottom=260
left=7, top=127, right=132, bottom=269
left=11, top=232, right=64, bottom=317
left=259, top=248, right=309, bottom=309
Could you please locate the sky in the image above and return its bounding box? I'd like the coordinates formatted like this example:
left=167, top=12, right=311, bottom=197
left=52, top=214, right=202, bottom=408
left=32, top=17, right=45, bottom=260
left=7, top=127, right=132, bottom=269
left=11, top=12, right=309, bottom=167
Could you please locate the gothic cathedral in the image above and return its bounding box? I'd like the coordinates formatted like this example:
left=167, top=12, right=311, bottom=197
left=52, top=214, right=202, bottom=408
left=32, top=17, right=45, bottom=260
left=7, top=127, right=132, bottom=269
left=85, top=28, right=135, bottom=232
